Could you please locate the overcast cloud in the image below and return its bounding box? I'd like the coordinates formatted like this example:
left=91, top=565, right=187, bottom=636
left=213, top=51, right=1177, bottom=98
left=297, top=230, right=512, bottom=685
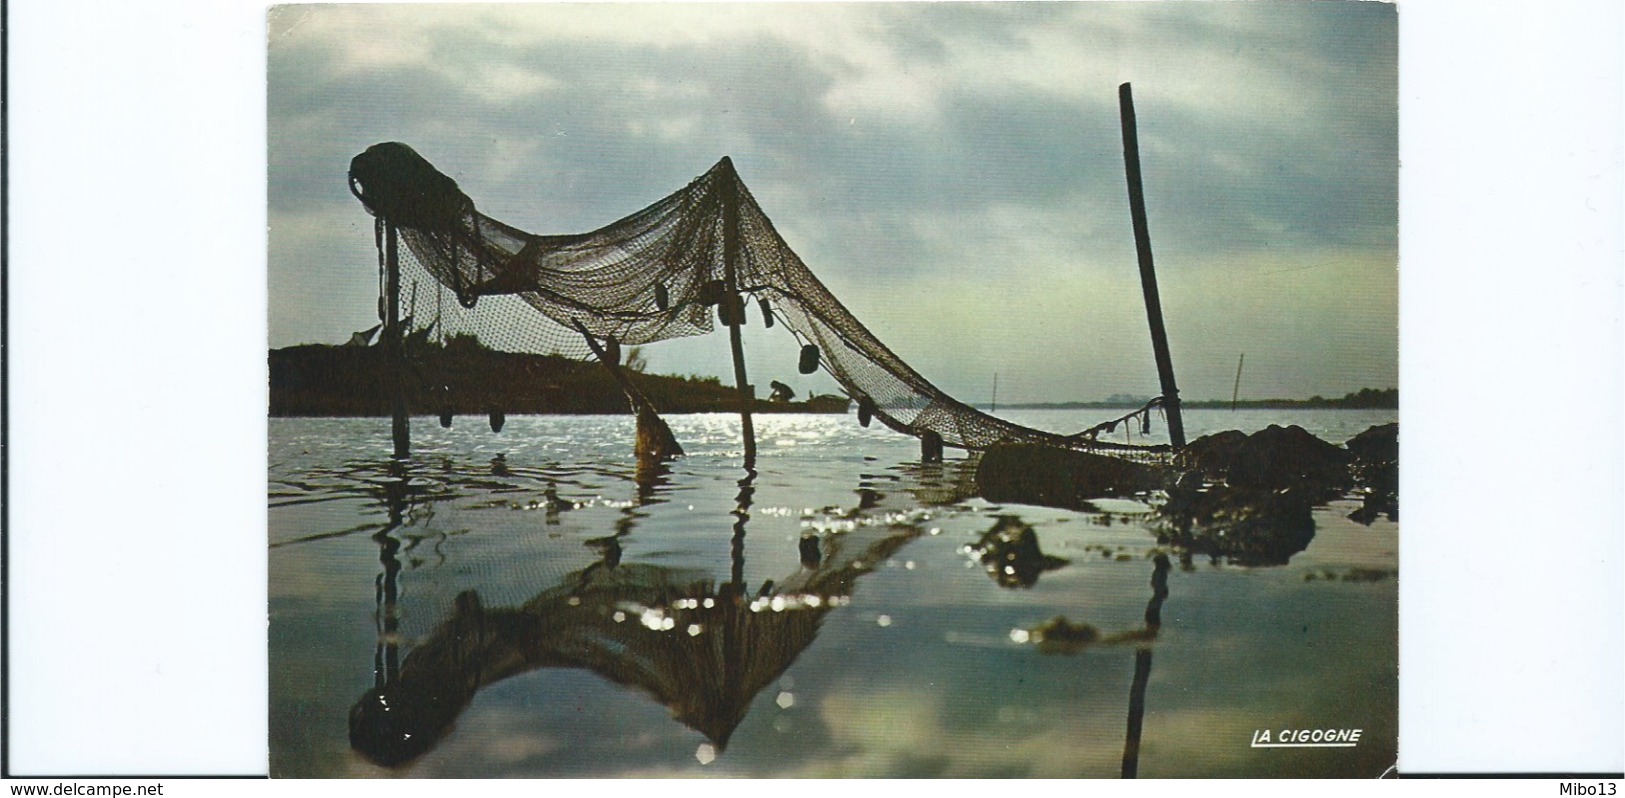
left=269, top=2, right=1397, bottom=403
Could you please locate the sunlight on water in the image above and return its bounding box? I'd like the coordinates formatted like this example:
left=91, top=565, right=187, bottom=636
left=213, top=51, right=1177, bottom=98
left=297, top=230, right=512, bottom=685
left=270, top=409, right=1397, bottom=778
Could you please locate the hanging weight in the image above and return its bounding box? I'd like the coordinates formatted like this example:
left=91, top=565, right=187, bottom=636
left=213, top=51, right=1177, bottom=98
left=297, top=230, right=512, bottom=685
left=798, top=344, right=820, bottom=374
left=698, top=280, right=725, bottom=306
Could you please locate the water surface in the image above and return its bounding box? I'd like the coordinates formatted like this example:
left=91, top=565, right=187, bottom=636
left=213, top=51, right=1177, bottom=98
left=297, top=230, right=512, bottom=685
left=269, top=408, right=1397, bottom=777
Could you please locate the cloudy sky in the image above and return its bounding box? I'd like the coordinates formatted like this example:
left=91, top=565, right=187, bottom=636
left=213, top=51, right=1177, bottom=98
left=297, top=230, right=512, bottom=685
left=269, top=1, right=1396, bottom=404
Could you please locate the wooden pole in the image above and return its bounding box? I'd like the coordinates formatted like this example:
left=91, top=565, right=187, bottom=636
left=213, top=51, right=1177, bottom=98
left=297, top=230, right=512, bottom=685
left=385, top=223, right=411, bottom=459
left=719, top=158, right=757, bottom=469
left=572, top=319, right=685, bottom=465
left=1118, top=83, right=1186, bottom=449
left=1231, top=353, right=1245, bottom=412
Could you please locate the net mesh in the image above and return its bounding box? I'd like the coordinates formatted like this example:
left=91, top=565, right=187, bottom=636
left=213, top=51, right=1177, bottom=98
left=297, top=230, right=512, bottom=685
left=350, top=142, right=1167, bottom=457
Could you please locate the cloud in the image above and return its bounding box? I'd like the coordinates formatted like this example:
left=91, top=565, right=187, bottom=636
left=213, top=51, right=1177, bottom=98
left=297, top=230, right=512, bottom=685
left=269, top=2, right=1396, bottom=400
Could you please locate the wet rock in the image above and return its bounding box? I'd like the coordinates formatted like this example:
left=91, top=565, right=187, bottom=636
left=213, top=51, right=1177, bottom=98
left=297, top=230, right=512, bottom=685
left=1153, top=425, right=1361, bottom=566
left=1179, top=424, right=1351, bottom=493
left=976, top=444, right=1164, bottom=511
left=1031, top=616, right=1100, bottom=654
left=969, top=516, right=1069, bottom=588
left=1304, top=567, right=1395, bottom=583
left=1177, top=430, right=1248, bottom=472
left=1345, top=423, right=1398, bottom=525
left=1345, top=423, right=1398, bottom=465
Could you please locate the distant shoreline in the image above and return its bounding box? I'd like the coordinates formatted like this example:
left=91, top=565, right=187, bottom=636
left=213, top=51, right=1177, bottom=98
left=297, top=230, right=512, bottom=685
left=269, top=340, right=848, bottom=418
left=270, top=341, right=1394, bottom=417
left=990, top=401, right=1397, bottom=411
left=989, top=388, right=1397, bottom=412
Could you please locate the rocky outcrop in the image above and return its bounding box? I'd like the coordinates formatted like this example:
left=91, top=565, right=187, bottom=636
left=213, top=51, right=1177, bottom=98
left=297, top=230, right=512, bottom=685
left=975, top=444, right=1164, bottom=510
left=1344, top=423, right=1398, bottom=524
left=1178, top=424, right=1352, bottom=495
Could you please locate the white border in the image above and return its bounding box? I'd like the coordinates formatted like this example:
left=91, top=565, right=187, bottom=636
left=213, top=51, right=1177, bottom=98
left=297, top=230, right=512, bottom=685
left=1396, top=0, right=1623, bottom=774
left=5, top=0, right=1622, bottom=777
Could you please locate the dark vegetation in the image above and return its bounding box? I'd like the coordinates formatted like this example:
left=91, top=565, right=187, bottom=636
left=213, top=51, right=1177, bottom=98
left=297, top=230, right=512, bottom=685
left=269, top=335, right=847, bottom=417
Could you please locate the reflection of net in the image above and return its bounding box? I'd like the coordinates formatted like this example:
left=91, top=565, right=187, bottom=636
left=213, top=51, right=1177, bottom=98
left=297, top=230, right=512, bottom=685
left=353, top=143, right=1164, bottom=456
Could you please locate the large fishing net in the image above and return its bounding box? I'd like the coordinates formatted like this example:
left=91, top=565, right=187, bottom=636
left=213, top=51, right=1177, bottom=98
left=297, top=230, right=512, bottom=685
left=348, top=142, right=1167, bottom=457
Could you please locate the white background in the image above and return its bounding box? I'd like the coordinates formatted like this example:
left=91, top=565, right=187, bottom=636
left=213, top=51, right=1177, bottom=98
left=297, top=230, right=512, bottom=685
left=5, top=0, right=1622, bottom=778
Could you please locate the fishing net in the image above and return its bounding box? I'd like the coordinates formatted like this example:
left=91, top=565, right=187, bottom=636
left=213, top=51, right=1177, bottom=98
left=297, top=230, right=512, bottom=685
left=349, top=142, right=1167, bottom=457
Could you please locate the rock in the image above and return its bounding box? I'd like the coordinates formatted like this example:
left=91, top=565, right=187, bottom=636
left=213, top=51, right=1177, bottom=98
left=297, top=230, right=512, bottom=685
left=1344, top=422, right=1398, bottom=465
left=1176, top=430, right=1248, bottom=472
left=1031, top=616, right=1100, bottom=654
left=1186, top=424, right=1351, bottom=491
left=976, top=444, right=1164, bottom=510
left=1345, top=423, right=1398, bottom=525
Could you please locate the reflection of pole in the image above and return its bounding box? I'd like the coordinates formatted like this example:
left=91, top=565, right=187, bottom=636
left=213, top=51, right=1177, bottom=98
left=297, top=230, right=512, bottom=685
left=1118, top=83, right=1185, bottom=449
left=720, top=161, right=757, bottom=469
left=385, top=223, right=411, bottom=459
left=373, top=464, right=409, bottom=688
left=1121, top=553, right=1171, bottom=779
left=721, top=471, right=755, bottom=751
left=730, top=473, right=754, bottom=589
left=1121, top=649, right=1153, bottom=778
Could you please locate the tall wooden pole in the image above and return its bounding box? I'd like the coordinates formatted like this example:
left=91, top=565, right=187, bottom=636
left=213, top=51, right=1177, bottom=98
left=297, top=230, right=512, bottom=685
left=719, top=158, right=757, bottom=469
left=1231, top=353, right=1245, bottom=412
left=385, top=223, right=411, bottom=459
left=1118, top=83, right=1186, bottom=449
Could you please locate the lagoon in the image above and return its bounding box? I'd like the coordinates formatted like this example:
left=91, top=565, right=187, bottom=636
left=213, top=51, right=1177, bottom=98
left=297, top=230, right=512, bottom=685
left=269, top=408, right=1397, bottom=777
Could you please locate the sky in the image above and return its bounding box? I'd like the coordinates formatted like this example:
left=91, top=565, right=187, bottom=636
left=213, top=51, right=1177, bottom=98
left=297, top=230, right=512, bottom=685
left=268, top=1, right=1397, bottom=404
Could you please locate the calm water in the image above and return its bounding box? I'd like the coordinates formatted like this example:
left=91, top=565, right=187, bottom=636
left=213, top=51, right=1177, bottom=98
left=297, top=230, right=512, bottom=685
left=269, top=408, right=1397, bottom=778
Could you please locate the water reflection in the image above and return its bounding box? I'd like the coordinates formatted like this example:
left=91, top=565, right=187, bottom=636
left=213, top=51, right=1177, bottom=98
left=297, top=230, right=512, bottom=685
left=967, top=516, right=1070, bottom=589
left=370, top=467, right=408, bottom=719
left=892, top=459, right=980, bottom=507
left=349, top=462, right=925, bottom=767
left=1121, top=553, right=1171, bottom=779
left=1154, top=476, right=1316, bottom=566
left=272, top=413, right=1398, bottom=777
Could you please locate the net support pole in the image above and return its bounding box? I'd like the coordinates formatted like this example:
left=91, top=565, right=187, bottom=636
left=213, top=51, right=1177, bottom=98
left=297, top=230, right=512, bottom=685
left=720, top=159, right=758, bottom=469
left=385, top=222, right=411, bottom=459
left=1118, top=82, right=1186, bottom=449
left=1231, top=353, right=1245, bottom=412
